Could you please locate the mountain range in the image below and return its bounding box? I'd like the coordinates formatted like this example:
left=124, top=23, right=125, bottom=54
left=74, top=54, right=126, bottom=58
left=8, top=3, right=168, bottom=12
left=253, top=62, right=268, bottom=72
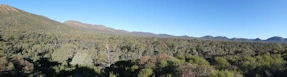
left=63, top=20, right=287, bottom=43
left=1, top=4, right=286, bottom=43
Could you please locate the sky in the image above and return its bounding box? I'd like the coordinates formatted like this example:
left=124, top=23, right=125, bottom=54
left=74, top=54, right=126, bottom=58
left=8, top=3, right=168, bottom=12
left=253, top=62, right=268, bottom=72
left=1, top=0, right=287, bottom=39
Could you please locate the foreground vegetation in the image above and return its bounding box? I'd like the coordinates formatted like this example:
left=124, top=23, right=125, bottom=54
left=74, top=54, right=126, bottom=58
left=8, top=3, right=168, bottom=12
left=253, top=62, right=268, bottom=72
left=1, top=4, right=287, bottom=77
left=1, top=30, right=287, bottom=77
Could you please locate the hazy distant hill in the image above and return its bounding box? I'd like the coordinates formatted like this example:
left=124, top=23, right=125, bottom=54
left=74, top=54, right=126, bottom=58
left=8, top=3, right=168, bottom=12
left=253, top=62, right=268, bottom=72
left=200, top=35, right=287, bottom=43
left=200, top=36, right=229, bottom=40
left=266, top=36, right=285, bottom=42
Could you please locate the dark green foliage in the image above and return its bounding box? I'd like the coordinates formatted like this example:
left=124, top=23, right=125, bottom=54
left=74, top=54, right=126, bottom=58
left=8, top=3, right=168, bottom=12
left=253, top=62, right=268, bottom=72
left=104, top=60, right=138, bottom=77
left=0, top=55, right=35, bottom=77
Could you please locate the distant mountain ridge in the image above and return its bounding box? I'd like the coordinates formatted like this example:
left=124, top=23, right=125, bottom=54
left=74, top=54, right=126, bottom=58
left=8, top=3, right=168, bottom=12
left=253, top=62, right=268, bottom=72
left=200, top=35, right=287, bottom=43
left=64, top=20, right=182, bottom=38
left=63, top=20, right=287, bottom=43
left=266, top=36, right=286, bottom=42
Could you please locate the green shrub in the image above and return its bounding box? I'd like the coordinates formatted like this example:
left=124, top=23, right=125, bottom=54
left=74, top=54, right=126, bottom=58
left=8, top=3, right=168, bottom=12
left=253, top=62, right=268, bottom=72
left=214, top=57, right=230, bottom=69
left=138, top=68, right=153, bottom=77
left=211, top=70, right=243, bottom=77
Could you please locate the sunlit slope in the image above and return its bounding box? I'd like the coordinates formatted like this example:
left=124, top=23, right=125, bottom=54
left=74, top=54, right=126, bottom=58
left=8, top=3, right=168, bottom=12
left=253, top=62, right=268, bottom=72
left=0, top=4, right=77, bottom=33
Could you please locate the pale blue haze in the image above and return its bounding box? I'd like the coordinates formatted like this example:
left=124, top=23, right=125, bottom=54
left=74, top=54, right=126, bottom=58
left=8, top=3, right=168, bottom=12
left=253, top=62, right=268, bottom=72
left=1, top=0, right=287, bottom=39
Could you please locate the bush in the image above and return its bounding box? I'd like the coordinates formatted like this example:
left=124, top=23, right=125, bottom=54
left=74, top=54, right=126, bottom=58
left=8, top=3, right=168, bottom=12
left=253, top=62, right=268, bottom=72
left=186, top=54, right=209, bottom=65
left=159, top=60, right=168, bottom=68
left=214, top=57, right=230, bottom=69
left=131, top=65, right=139, bottom=72
left=211, top=70, right=243, bottom=77
left=138, top=68, right=153, bottom=77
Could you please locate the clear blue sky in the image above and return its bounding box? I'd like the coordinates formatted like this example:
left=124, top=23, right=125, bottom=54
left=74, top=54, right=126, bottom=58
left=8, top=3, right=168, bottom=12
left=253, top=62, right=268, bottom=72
left=2, top=0, right=287, bottom=39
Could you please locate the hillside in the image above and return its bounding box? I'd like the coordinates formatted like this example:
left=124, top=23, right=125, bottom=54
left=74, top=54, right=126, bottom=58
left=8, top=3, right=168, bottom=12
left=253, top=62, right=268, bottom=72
left=64, top=20, right=184, bottom=38
left=64, top=20, right=287, bottom=43
left=0, top=5, right=77, bottom=33
left=1, top=4, right=287, bottom=77
left=64, top=20, right=133, bottom=35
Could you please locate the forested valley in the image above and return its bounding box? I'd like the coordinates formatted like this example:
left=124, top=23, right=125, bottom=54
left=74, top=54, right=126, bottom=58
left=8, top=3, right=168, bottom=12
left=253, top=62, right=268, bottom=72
left=1, top=4, right=287, bottom=77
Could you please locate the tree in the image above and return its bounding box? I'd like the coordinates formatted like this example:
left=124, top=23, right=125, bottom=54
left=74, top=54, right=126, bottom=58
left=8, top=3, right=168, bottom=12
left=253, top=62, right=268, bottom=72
left=51, top=44, right=75, bottom=63
left=214, top=57, right=230, bottom=69
left=185, top=54, right=209, bottom=65
left=159, top=60, right=168, bottom=68
left=211, top=70, right=243, bottom=77
left=70, top=51, right=94, bottom=65
left=138, top=68, right=153, bottom=77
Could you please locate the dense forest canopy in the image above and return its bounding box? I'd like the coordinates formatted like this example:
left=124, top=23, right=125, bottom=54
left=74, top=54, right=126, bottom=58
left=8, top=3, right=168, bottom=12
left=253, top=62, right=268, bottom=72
left=1, top=4, right=287, bottom=77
